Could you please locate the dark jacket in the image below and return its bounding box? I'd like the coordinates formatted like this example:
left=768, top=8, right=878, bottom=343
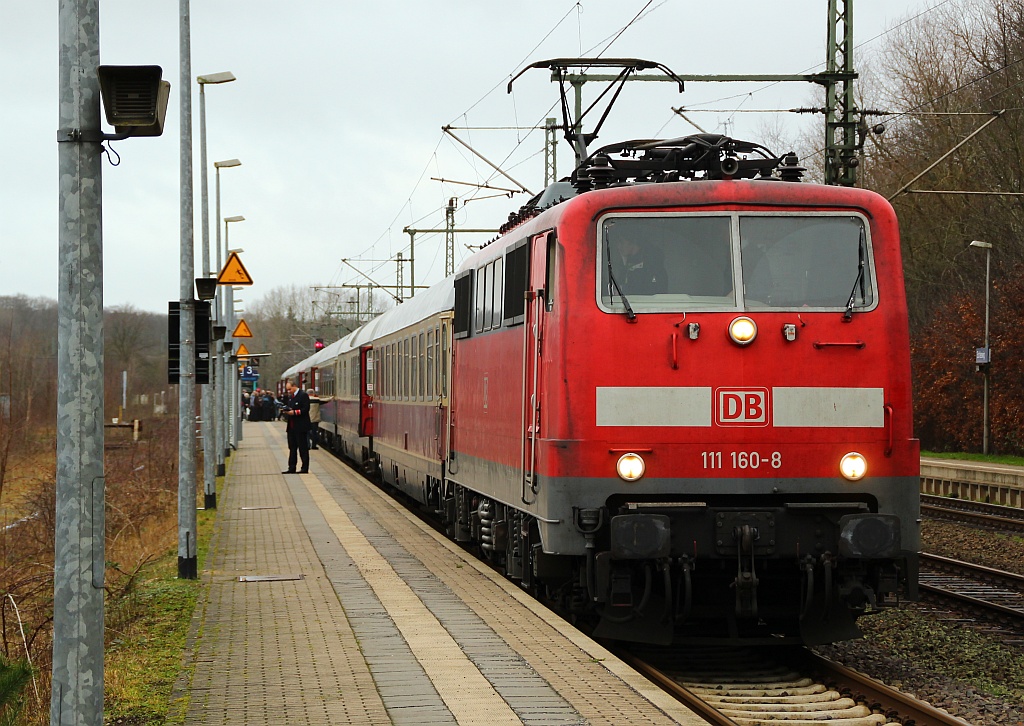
left=619, top=244, right=668, bottom=295
left=283, top=388, right=311, bottom=433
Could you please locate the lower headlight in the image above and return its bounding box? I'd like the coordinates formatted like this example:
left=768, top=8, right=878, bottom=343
left=839, top=452, right=867, bottom=481
left=616, top=453, right=646, bottom=482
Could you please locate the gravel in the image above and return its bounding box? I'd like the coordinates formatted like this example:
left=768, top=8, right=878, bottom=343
left=814, top=520, right=1024, bottom=726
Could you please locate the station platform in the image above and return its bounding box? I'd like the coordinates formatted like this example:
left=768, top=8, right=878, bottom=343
left=174, top=422, right=704, bottom=725
left=920, top=456, right=1024, bottom=507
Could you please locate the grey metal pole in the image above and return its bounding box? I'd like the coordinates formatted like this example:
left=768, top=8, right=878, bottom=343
left=225, top=220, right=237, bottom=449
left=215, top=163, right=242, bottom=466
left=226, top=266, right=238, bottom=449
left=177, top=0, right=198, bottom=580
left=983, top=246, right=991, bottom=455
left=232, top=288, right=243, bottom=444
left=54, top=1, right=105, bottom=721
left=215, top=167, right=228, bottom=470
left=198, top=83, right=216, bottom=510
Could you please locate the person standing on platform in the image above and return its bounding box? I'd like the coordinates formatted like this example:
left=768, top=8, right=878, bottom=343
left=280, top=379, right=310, bottom=474
left=307, top=388, right=323, bottom=450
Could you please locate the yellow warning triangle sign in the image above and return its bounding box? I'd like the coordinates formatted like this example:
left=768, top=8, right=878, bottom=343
left=232, top=318, right=253, bottom=338
left=218, top=251, right=254, bottom=285
left=236, top=343, right=250, bottom=357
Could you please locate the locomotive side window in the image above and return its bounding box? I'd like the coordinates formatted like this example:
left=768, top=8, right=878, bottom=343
left=453, top=271, right=473, bottom=339
left=491, top=257, right=503, bottom=328
left=475, top=264, right=488, bottom=333
left=472, top=259, right=506, bottom=334
left=545, top=232, right=557, bottom=312
left=739, top=216, right=873, bottom=309
left=503, top=239, right=529, bottom=326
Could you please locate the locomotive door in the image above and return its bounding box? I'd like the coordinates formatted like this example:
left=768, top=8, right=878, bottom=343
left=521, top=231, right=554, bottom=505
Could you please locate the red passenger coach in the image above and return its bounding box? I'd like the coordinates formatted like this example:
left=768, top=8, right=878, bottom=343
left=286, top=134, right=919, bottom=646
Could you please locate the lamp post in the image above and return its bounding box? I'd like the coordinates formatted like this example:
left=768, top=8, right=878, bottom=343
left=214, top=160, right=241, bottom=467
left=176, top=0, right=200, bottom=581
left=197, top=71, right=235, bottom=509
left=970, top=240, right=993, bottom=455
left=225, top=229, right=245, bottom=450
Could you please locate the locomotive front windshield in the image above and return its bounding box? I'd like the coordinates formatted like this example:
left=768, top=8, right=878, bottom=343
left=598, top=213, right=874, bottom=313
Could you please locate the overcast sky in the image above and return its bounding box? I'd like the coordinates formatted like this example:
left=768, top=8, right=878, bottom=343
left=2, top=0, right=933, bottom=317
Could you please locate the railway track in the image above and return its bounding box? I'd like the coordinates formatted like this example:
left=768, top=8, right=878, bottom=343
left=921, top=494, right=1024, bottom=533
left=619, top=645, right=970, bottom=725
left=919, top=552, right=1024, bottom=626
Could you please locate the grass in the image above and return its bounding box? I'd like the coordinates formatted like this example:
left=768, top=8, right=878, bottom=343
left=921, top=450, right=1024, bottom=467
left=103, top=482, right=221, bottom=725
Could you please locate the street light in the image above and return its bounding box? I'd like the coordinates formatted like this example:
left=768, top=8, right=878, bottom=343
left=970, top=240, right=993, bottom=455
left=197, top=71, right=235, bottom=506
left=213, top=159, right=241, bottom=472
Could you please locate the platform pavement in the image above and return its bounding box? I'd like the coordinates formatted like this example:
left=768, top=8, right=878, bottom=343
left=173, top=422, right=704, bottom=725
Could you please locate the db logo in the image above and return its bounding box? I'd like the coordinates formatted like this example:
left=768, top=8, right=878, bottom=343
left=716, top=388, right=770, bottom=427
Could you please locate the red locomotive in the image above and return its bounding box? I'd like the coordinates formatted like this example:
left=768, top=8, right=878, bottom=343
left=284, top=132, right=919, bottom=645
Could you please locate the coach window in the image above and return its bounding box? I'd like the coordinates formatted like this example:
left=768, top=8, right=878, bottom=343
left=405, top=337, right=412, bottom=400
left=351, top=354, right=359, bottom=397
left=397, top=339, right=404, bottom=399
left=418, top=332, right=426, bottom=400
left=388, top=343, right=395, bottom=400
left=409, top=335, right=417, bottom=401
left=426, top=329, right=434, bottom=399
left=440, top=321, right=449, bottom=399
left=435, top=324, right=442, bottom=396
left=388, top=343, right=394, bottom=400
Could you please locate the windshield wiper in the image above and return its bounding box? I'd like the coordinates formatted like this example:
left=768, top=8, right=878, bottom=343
left=606, top=247, right=636, bottom=322
left=843, top=228, right=867, bottom=321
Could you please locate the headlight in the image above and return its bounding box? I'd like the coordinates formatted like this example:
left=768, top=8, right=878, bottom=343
left=839, top=452, right=867, bottom=481
left=729, top=316, right=757, bottom=345
left=616, top=453, right=646, bottom=482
